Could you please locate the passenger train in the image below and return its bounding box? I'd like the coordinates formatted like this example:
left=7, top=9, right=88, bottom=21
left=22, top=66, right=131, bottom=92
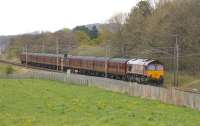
left=20, top=53, right=164, bottom=85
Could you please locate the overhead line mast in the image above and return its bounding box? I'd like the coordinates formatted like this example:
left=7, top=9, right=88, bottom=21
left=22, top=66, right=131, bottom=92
left=175, top=35, right=179, bottom=87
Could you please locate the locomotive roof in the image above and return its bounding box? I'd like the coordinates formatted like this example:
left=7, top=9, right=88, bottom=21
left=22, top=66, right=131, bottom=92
left=127, top=59, right=158, bottom=66
left=22, top=52, right=65, bottom=58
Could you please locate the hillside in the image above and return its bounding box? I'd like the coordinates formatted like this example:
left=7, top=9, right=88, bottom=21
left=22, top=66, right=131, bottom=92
left=0, top=79, right=199, bottom=126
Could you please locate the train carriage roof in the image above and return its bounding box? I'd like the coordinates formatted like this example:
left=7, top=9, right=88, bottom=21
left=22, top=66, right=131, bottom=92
left=67, top=55, right=96, bottom=61
left=95, top=57, right=110, bottom=62
left=127, top=59, right=160, bottom=66
left=109, top=58, right=130, bottom=64
left=22, top=52, right=65, bottom=58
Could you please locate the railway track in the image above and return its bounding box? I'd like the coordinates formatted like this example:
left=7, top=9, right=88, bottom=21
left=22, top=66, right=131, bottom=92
left=0, top=59, right=199, bottom=94
left=0, top=59, right=63, bottom=73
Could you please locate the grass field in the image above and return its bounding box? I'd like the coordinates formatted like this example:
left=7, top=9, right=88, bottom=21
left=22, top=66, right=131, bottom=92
left=70, top=45, right=105, bottom=57
left=0, top=79, right=199, bottom=126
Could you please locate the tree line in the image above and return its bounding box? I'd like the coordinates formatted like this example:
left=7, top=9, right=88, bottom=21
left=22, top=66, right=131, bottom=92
left=5, top=25, right=105, bottom=57
left=108, top=0, right=200, bottom=73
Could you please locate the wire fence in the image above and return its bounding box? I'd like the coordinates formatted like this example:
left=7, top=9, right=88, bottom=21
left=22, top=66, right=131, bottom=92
left=0, top=71, right=199, bottom=110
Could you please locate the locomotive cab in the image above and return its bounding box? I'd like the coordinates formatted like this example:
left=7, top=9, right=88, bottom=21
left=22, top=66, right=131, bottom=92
left=145, top=63, right=164, bottom=84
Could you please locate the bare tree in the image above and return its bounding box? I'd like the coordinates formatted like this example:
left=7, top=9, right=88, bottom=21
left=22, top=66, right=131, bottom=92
left=108, top=13, right=128, bottom=57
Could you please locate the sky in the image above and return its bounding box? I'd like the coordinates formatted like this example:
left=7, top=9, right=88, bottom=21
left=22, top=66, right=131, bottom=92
left=0, top=0, right=140, bottom=35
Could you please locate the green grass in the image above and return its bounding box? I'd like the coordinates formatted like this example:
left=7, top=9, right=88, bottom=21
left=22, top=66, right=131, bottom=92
left=0, top=63, right=29, bottom=74
left=0, top=79, right=200, bottom=126
left=0, top=64, right=17, bottom=74
left=164, top=72, right=200, bottom=89
left=70, top=45, right=105, bottom=57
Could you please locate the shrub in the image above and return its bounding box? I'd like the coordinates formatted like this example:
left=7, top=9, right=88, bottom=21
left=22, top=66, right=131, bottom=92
left=5, top=65, right=15, bottom=75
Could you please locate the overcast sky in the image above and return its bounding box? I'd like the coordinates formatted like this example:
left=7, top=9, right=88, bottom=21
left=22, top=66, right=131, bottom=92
left=0, top=0, right=140, bottom=35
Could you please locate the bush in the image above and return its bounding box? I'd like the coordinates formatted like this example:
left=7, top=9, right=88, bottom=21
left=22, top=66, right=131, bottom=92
left=5, top=65, right=15, bottom=75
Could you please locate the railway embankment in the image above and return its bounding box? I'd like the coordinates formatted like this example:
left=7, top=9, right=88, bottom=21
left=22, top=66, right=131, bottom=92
left=1, top=79, right=199, bottom=126
left=0, top=70, right=200, bottom=111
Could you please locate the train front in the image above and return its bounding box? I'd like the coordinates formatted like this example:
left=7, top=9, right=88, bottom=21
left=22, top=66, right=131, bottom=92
left=145, top=62, right=164, bottom=84
left=126, top=59, right=164, bottom=85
